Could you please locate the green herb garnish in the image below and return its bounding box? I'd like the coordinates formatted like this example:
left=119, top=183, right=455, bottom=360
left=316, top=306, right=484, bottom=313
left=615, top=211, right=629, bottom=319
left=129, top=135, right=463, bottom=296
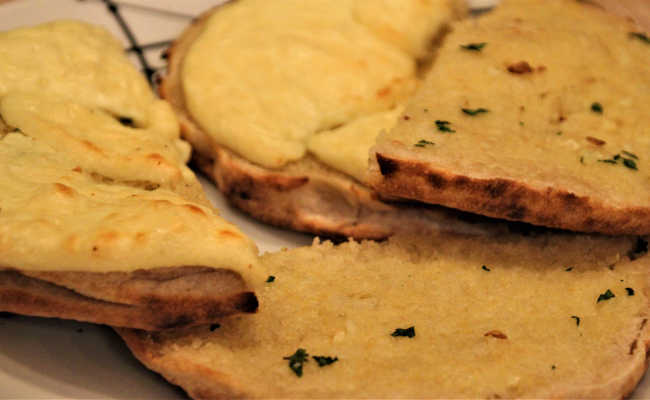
left=313, top=356, right=339, bottom=367
left=391, top=326, right=416, bottom=338
left=597, top=289, right=615, bottom=303
left=591, top=102, right=603, bottom=113
left=626, top=287, right=635, bottom=296
left=630, top=32, right=650, bottom=44
left=622, top=150, right=638, bottom=160
left=571, top=316, right=580, bottom=326
left=284, top=348, right=309, bottom=377
left=556, top=131, right=563, bottom=136
left=266, top=275, right=275, bottom=283
left=565, top=267, right=573, bottom=271
left=551, top=365, right=557, bottom=370
left=482, top=265, right=491, bottom=272
left=414, top=139, right=435, bottom=148
left=623, top=158, right=638, bottom=170
left=461, top=108, right=489, bottom=116
left=435, top=120, right=455, bottom=133
left=460, top=42, right=487, bottom=51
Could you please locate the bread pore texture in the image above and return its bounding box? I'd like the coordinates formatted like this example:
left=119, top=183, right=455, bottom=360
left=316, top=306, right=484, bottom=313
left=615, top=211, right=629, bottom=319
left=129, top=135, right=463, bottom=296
left=369, top=0, right=650, bottom=235
left=119, top=232, right=650, bottom=398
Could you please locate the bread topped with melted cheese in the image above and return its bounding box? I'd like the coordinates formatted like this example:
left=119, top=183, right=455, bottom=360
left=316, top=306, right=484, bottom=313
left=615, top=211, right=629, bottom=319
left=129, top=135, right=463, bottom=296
left=0, top=21, right=263, bottom=330
left=119, top=231, right=650, bottom=398
left=161, top=0, right=483, bottom=239
left=370, top=0, right=650, bottom=235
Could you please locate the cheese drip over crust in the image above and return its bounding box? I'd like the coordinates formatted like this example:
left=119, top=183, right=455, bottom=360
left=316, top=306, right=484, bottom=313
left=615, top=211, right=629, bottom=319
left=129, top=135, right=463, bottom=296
left=182, top=0, right=461, bottom=169
left=0, top=21, right=261, bottom=280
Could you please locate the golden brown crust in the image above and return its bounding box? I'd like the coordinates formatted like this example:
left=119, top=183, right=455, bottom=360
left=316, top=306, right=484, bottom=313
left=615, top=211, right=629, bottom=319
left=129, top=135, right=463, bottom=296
left=118, top=328, right=245, bottom=399
left=160, top=5, right=502, bottom=240
left=370, top=152, right=650, bottom=235
left=0, top=267, right=257, bottom=330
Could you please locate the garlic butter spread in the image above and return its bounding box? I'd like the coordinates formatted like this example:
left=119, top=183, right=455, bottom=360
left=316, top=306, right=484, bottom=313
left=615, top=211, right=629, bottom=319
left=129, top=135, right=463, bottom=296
left=182, top=0, right=460, bottom=169
left=381, top=0, right=650, bottom=206
left=0, top=22, right=261, bottom=279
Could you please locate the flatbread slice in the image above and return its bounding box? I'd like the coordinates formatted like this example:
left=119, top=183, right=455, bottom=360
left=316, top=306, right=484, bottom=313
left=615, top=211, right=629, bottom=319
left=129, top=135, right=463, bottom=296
left=161, top=0, right=480, bottom=239
left=369, top=0, right=650, bottom=235
left=0, top=21, right=263, bottom=330
left=119, top=232, right=649, bottom=398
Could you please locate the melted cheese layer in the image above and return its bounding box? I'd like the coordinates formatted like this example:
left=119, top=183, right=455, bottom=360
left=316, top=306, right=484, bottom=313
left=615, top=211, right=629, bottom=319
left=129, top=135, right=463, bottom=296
left=183, top=0, right=459, bottom=169
left=0, top=21, right=157, bottom=126
left=307, top=107, right=403, bottom=183
left=0, top=22, right=262, bottom=280
left=0, top=133, right=260, bottom=281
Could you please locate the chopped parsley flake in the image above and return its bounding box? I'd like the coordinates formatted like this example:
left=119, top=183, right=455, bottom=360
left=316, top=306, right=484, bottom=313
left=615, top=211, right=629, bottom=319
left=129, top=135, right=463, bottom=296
left=435, top=120, right=455, bottom=133
left=597, top=289, right=615, bottom=303
left=622, top=150, right=638, bottom=160
left=283, top=348, right=309, bottom=377
left=461, top=107, right=489, bottom=116
left=571, top=316, right=580, bottom=326
left=481, top=265, right=491, bottom=272
left=556, top=131, right=563, bottom=136
left=266, top=275, right=276, bottom=283
left=460, top=42, right=487, bottom=51
left=565, top=267, right=573, bottom=272
left=519, top=121, right=525, bottom=126
left=623, top=158, right=638, bottom=170
left=598, top=152, right=639, bottom=171
left=630, top=32, right=650, bottom=44
left=391, top=326, right=416, bottom=338
left=626, top=287, right=635, bottom=296
left=580, top=156, right=585, bottom=164
left=313, top=356, right=339, bottom=367
left=551, top=365, right=557, bottom=370
left=591, top=102, right=603, bottom=113
left=414, top=139, right=435, bottom=148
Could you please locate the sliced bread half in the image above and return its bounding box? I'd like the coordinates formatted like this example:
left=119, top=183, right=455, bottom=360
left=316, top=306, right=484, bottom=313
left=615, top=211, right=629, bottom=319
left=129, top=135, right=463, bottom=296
left=370, top=0, right=650, bottom=235
left=119, top=232, right=650, bottom=398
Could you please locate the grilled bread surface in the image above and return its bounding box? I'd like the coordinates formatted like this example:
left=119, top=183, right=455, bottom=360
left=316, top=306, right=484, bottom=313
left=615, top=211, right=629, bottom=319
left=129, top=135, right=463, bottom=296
left=370, top=0, right=650, bottom=235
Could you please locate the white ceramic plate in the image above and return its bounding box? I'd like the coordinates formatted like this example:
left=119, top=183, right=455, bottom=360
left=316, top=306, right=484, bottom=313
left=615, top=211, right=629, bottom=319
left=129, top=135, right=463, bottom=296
left=0, top=1, right=648, bottom=398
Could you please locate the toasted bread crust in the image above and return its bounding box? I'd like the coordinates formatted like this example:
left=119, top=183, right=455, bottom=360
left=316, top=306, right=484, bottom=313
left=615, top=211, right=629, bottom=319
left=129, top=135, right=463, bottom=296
left=160, top=5, right=499, bottom=239
left=119, top=328, right=246, bottom=399
left=370, top=152, right=650, bottom=235
left=0, top=267, right=257, bottom=330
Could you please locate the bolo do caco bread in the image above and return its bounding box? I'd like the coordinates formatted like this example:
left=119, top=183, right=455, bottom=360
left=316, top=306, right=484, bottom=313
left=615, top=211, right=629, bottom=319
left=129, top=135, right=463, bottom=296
left=0, top=21, right=263, bottom=330
left=159, top=0, right=497, bottom=240
left=370, top=0, right=650, bottom=235
left=120, top=232, right=650, bottom=399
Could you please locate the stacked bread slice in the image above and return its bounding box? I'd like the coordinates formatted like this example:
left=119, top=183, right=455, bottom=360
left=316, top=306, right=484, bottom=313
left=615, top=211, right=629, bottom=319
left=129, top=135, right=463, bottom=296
left=0, top=21, right=262, bottom=330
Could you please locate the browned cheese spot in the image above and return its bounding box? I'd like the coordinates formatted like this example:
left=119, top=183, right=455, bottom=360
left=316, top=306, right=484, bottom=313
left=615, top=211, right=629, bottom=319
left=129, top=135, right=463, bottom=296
left=53, top=183, right=75, bottom=197
left=376, top=86, right=391, bottom=98
left=72, top=166, right=83, bottom=173
left=184, top=204, right=206, bottom=216
left=81, top=140, right=103, bottom=154
left=219, top=230, right=242, bottom=239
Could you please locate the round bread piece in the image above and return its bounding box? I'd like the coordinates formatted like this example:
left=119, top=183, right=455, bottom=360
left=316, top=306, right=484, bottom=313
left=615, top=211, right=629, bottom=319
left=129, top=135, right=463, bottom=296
left=369, top=0, right=650, bottom=235
left=119, top=232, right=650, bottom=398
left=160, top=1, right=481, bottom=240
